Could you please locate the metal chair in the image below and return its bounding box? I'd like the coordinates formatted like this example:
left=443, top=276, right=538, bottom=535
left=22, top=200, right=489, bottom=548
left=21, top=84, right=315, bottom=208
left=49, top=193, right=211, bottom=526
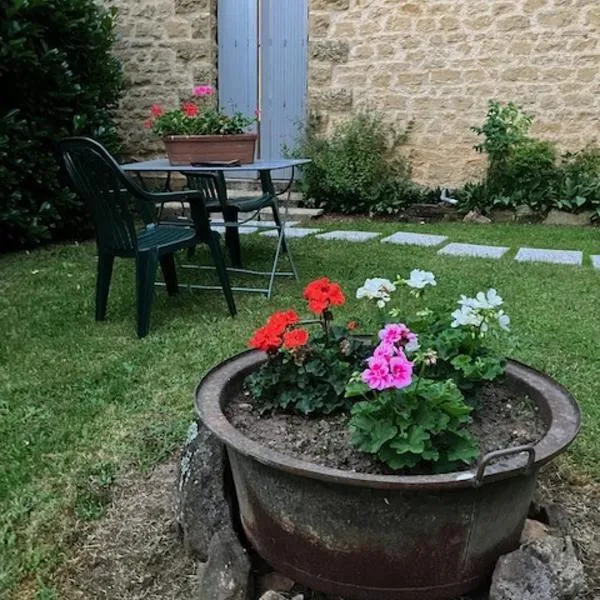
left=183, top=171, right=298, bottom=298
left=58, top=137, right=236, bottom=337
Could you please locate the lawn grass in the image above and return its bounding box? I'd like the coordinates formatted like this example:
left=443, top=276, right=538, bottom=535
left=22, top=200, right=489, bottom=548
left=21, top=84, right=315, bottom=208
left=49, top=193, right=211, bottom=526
left=1, top=220, right=600, bottom=597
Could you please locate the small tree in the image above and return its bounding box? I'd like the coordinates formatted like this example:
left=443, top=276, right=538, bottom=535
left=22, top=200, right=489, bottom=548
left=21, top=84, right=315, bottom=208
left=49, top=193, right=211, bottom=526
left=0, top=0, right=125, bottom=251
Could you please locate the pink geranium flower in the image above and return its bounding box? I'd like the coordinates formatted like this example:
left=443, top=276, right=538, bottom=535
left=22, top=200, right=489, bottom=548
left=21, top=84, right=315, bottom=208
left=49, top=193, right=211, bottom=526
left=388, top=355, right=413, bottom=389
left=362, top=357, right=390, bottom=391
left=193, top=84, right=214, bottom=97
left=378, top=323, right=411, bottom=345
left=373, top=342, right=395, bottom=360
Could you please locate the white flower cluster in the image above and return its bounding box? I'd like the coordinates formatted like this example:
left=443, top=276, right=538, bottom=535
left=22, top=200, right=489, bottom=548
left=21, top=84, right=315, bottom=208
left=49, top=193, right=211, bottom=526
left=403, top=269, right=436, bottom=290
left=356, top=278, right=396, bottom=308
left=451, top=289, right=510, bottom=333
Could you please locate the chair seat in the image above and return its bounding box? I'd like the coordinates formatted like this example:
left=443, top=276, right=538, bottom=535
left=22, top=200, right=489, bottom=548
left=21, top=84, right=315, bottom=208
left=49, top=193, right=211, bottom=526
left=205, top=193, right=274, bottom=214
left=137, top=224, right=196, bottom=253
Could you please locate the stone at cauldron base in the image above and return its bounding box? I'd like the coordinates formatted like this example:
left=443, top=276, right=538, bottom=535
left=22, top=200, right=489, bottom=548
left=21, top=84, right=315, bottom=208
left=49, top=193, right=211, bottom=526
left=489, top=549, right=561, bottom=600
left=257, top=571, right=296, bottom=594
left=520, top=518, right=550, bottom=544
left=259, top=592, right=304, bottom=600
left=177, top=421, right=231, bottom=560
left=197, top=526, right=251, bottom=600
left=525, top=535, right=585, bottom=598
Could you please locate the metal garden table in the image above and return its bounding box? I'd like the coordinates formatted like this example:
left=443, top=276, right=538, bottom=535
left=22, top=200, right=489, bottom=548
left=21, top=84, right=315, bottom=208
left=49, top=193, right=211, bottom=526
left=121, top=158, right=310, bottom=297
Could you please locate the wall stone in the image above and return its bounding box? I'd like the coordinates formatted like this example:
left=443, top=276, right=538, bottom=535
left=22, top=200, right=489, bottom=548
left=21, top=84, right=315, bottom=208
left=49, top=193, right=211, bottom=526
left=103, top=0, right=217, bottom=159
left=308, top=0, right=600, bottom=186
left=105, top=0, right=600, bottom=186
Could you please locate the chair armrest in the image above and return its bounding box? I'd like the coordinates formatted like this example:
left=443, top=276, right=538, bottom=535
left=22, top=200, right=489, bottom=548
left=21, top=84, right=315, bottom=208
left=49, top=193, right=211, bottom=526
left=138, top=190, right=206, bottom=204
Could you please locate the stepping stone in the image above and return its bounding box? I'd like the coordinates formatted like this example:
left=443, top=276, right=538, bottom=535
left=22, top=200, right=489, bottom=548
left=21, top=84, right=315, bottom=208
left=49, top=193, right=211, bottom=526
left=260, top=227, right=320, bottom=239
left=514, top=247, right=583, bottom=266
left=211, top=225, right=258, bottom=235
left=315, top=230, right=380, bottom=242
left=381, top=232, right=448, bottom=247
left=592, top=255, right=600, bottom=269
left=438, top=243, right=509, bottom=259
left=211, top=219, right=298, bottom=228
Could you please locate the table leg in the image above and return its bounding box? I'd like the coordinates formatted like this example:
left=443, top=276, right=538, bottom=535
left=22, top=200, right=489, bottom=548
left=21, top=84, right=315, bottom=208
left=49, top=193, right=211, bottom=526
left=259, top=170, right=287, bottom=253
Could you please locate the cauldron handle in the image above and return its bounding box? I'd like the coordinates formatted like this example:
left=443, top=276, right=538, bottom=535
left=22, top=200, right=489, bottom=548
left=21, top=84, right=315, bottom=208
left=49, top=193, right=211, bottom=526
left=473, top=445, right=536, bottom=487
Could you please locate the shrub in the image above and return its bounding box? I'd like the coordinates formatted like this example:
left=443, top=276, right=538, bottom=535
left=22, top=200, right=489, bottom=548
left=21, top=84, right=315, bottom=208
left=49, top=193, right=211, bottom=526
left=290, top=112, right=420, bottom=215
left=0, top=0, right=125, bottom=252
left=554, top=148, right=600, bottom=217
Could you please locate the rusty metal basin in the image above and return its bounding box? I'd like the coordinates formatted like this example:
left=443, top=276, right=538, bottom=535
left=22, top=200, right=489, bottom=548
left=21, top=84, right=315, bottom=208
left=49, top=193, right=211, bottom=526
left=195, top=351, right=580, bottom=600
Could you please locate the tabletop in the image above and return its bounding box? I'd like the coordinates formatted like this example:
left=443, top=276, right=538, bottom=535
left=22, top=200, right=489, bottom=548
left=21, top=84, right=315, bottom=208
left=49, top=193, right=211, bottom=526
left=121, top=158, right=310, bottom=173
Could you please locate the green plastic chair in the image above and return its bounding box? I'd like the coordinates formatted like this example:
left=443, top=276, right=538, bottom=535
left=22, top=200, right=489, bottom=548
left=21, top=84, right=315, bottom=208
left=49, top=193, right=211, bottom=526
left=183, top=171, right=287, bottom=267
left=58, top=137, right=236, bottom=337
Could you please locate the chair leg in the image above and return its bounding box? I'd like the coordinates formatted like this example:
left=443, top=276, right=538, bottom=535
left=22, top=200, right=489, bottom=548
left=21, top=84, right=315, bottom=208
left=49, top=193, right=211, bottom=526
left=96, top=253, right=114, bottom=321
left=223, top=206, right=242, bottom=267
left=135, top=250, right=159, bottom=338
left=207, top=232, right=237, bottom=317
left=159, top=253, right=179, bottom=296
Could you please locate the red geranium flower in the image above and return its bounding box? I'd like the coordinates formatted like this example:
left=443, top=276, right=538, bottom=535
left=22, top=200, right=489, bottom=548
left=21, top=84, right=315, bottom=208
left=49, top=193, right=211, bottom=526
left=182, top=102, right=199, bottom=117
left=150, top=104, right=163, bottom=117
left=248, top=325, right=282, bottom=353
left=283, top=328, right=309, bottom=350
left=144, top=119, right=153, bottom=129
left=303, top=277, right=345, bottom=315
left=267, top=310, right=299, bottom=335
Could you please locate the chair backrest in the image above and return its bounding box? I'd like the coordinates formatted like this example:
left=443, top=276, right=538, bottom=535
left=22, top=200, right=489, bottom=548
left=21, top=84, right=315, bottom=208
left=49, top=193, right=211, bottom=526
left=58, top=137, right=141, bottom=253
left=184, top=172, right=229, bottom=214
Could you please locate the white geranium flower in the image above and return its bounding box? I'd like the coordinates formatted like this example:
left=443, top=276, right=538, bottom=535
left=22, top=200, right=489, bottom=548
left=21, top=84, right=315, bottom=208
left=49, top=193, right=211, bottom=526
left=404, top=269, right=437, bottom=290
left=405, top=336, right=420, bottom=353
left=356, top=278, right=396, bottom=307
left=451, top=305, right=484, bottom=328
left=498, top=311, right=510, bottom=331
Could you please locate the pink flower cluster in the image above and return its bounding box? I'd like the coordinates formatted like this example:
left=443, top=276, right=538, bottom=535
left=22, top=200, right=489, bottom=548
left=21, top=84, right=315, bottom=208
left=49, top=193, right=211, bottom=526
left=361, top=324, right=416, bottom=391
left=193, top=84, right=214, bottom=97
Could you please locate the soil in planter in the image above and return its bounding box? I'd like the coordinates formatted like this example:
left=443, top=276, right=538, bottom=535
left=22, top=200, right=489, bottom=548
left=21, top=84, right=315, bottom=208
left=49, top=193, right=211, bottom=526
left=226, top=382, right=546, bottom=475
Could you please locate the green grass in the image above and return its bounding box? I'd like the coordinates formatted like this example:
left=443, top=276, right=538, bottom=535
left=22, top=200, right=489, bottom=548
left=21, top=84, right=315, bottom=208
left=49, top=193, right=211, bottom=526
left=1, top=220, right=600, bottom=597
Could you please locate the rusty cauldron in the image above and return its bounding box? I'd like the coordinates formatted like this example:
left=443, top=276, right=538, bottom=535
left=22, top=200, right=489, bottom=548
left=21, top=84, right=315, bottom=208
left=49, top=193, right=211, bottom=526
left=195, top=351, right=580, bottom=600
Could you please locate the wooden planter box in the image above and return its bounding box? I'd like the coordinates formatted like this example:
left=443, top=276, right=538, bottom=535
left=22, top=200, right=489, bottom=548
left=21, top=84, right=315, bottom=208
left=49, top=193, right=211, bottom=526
left=163, top=133, right=257, bottom=166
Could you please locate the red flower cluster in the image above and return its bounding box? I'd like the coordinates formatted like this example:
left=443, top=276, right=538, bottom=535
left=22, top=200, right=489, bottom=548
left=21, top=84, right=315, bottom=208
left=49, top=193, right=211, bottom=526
left=303, top=277, right=345, bottom=315
left=248, top=310, right=309, bottom=353
left=182, top=101, right=199, bottom=117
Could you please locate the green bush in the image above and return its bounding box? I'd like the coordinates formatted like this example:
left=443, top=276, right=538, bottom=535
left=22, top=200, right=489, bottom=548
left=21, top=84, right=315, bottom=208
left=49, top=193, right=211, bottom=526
left=0, top=0, right=125, bottom=252
left=291, top=112, right=422, bottom=215
left=460, top=100, right=600, bottom=218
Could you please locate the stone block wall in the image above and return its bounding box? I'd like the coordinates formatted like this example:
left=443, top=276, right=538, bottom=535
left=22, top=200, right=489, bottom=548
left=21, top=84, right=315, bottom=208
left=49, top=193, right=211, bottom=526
left=104, top=0, right=217, bottom=158
left=308, top=0, right=600, bottom=185
left=106, top=0, right=600, bottom=186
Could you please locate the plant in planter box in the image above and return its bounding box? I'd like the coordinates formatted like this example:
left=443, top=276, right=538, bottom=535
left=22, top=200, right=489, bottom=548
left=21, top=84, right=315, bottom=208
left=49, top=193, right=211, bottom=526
left=245, top=272, right=513, bottom=473
left=196, top=271, right=580, bottom=600
left=145, top=85, right=258, bottom=165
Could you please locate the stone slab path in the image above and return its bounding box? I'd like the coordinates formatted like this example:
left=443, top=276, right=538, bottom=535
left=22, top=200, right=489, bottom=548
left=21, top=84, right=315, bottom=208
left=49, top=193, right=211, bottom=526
left=315, top=230, right=381, bottom=242
left=438, top=243, right=510, bottom=259
left=515, top=248, right=583, bottom=266
left=213, top=222, right=598, bottom=268
left=381, top=232, right=448, bottom=246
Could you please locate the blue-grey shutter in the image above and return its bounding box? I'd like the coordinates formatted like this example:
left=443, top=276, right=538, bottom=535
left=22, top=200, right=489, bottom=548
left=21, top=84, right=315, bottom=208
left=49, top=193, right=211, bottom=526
left=260, top=0, right=308, bottom=166
left=218, top=0, right=258, bottom=131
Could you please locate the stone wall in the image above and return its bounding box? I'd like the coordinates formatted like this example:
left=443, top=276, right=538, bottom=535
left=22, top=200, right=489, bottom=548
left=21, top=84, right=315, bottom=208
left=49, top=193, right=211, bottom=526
left=106, top=0, right=600, bottom=186
left=104, top=0, right=217, bottom=158
left=308, top=0, right=600, bottom=185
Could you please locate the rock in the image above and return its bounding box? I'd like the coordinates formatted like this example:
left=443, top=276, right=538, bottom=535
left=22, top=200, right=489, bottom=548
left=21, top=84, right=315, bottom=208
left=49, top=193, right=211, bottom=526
left=257, top=571, right=296, bottom=594
left=258, top=592, right=286, bottom=600
left=543, top=209, right=594, bottom=226
left=463, top=210, right=492, bottom=224
left=514, top=204, right=540, bottom=223
left=542, top=502, right=571, bottom=535
left=177, top=420, right=232, bottom=560
left=520, top=518, right=550, bottom=544
left=491, top=209, right=515, bottom=223
left=489, top=549, right=561, bottom=600
left=197, top=526, right=250, bottom=600
left=524, top=535, right=586, bottom=598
